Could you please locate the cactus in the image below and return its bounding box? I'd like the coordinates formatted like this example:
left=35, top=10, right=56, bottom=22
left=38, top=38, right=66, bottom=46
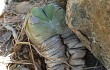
left=61, top=30, right=86, bottom=70
left=25, top=3, right=86, bottom=70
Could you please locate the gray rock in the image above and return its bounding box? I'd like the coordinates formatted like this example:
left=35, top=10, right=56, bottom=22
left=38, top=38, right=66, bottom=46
left=66, top=0, right=110, bottom=69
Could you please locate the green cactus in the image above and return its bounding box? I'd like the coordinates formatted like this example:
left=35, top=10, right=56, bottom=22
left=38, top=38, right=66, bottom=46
left=25, top=3, right=86, bottom=70
left=25, top=3, right=69, bottom=70
left=25, top=3, right=67, bottom=44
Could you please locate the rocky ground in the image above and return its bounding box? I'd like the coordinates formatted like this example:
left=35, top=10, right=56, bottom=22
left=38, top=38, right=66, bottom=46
left=0, top=0, right=107, bottom=70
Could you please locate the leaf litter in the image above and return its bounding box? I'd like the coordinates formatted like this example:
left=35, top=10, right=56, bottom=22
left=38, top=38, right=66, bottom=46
left=0, top=0, right=47, bottom=70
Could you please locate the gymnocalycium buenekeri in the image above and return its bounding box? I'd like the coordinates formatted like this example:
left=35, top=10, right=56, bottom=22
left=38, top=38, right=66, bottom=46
left=25, top=3, right=86, bottom=70
left=25, top=3, right=68, bottom=44
left=25, top=3, right=69, bottom=70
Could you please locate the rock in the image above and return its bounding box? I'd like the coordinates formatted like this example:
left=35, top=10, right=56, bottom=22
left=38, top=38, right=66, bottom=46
left=66, top=0, right=110, bottom=69
left=19, top=67, right=30, bottom=70
left=15, top=2, right=31, bottom=14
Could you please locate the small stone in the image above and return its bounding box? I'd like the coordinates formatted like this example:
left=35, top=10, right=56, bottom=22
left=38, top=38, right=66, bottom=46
left=15, top=2, right=31, bottom=14
left=20, top=67, right=30, bottom=70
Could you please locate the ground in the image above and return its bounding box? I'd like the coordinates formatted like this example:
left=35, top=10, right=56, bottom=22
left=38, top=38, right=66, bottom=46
left=0, top=0, right=107, bottom=70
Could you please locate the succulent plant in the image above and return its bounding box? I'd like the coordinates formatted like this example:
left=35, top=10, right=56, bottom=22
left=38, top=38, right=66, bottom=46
left=25, top=3, right=86, bottom=70
left=25, top=3, right=67, bottom=44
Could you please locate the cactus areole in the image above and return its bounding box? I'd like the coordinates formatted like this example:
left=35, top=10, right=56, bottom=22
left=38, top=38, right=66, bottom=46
left=25, top=3, right=68, bottom=45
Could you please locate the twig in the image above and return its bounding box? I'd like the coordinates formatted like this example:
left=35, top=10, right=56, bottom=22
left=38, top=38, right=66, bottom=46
left=4, top=24, right=19, bottom=43
left=83, top=65, right=103, bottom=70
left=28, top=40, right=38, bottom=70
left=0, top=60, right=32, bottom=65
left=14, top=41, right=43, bottom=57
